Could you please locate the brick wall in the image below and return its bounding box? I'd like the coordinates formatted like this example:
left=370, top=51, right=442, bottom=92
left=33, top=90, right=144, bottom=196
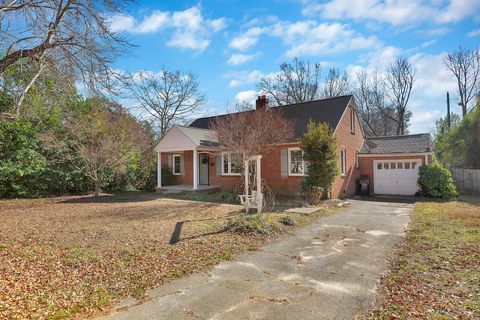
left=331, top=105, right=365, bottom=198
left=207, top=104, right=365, bottom=198
left=358, top=154, right=430, bottom=194
left=160, top=151, right=193, bottom=185
left=157, top=104, right=365, bottom=198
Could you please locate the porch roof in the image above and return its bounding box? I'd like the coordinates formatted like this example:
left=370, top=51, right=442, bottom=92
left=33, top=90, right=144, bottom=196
left=154, top=125, right=219, bottom=152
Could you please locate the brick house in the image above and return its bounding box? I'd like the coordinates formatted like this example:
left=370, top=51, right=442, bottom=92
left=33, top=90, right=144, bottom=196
left=154, top=95, right=433, bottom=198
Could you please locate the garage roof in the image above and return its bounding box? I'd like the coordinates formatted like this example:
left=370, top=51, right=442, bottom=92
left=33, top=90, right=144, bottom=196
left=359, top=133, right=432, bottom=154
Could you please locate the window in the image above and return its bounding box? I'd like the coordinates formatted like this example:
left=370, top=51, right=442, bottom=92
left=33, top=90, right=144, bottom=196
left=340, top=149, right=346, bottom=176
left=391, top=163, right=396, bottom=169
left=411, top=162, right=417, bottom=169
left=405, top=162, right=410, bottom=169
left=397, top=162, right=403, bottom=169
left=383, top=162, right=389, bottom=169
left=222, top=153, right=241, bottom=175
left=173, top=155, right=181, bottom=175
left=350, top=109, right=355, bottom=134
left=288, top=148, right=305, bottom=175
left=377, top=162, right=382, bottom=170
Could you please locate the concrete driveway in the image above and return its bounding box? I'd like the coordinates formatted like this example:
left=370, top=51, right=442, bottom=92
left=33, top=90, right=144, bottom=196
left=100, top=199, right=412, bottom=320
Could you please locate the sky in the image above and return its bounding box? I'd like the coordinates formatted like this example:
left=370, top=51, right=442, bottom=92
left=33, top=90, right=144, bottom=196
left=109, top=0, right=480, bottom=134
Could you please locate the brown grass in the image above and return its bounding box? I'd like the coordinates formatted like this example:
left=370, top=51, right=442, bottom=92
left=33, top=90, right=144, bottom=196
left=357, top=197, right=480, bottom=320
left=0, top=192, right=331, bottom=320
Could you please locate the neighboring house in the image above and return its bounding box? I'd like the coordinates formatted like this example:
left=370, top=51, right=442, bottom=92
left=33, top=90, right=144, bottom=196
left=154, top=95, right=433, bottom=197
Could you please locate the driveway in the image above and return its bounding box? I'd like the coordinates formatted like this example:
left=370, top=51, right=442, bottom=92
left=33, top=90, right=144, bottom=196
left=100, top=199, right=412, bottom=320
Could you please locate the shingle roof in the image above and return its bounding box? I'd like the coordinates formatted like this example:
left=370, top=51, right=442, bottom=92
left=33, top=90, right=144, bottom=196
left=359, top=133, right=432, bottom=154
left=189, top=95, right=354, bottom=139
left=176, top=126, right=219, bottom=147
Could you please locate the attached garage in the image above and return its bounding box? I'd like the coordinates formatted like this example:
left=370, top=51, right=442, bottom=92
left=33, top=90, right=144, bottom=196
left=373, top=159, right=422, bottom=195
left=358, top=134, right=433, bottom=196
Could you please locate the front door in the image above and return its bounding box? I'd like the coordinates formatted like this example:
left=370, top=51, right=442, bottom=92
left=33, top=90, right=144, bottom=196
left=199, top=153, right=209, bottom=185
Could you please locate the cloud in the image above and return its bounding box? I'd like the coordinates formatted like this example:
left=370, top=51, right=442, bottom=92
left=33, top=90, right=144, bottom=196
left=229, top=27, right=265, bottom=51
left=107, top=14, right=136, bottom=33
left=223, top=70, right=266, bottom=88
left=301, top=0, right=480, bottom=26
left=468, top=28, right=480, bottom=37
left=421, top=27, right=451, bottom=36
left=275, top=21, right=381, bottom=57
left=107, top=6, right=226, bottom=52
left=235, top=90, right=259, bottom=104
left=135, top=11, right=169, bottom=33
left=227, top=53, right=258, bottom=65
left=229, top=20, right=381, bottom=58
left=348, top=49, right=459, bottom=133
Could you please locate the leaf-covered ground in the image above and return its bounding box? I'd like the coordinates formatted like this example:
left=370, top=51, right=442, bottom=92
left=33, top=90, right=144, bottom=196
left=359, top=197, right=480, bottom=320
left=0, top=192, right=330, bottom=320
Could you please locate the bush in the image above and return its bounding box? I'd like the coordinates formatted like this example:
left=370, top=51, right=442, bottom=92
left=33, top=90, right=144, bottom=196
left=211, top=191, right=239, bottom=203
left=299, top=121, right=338, bottom=197
left=418, top=162, right=458, bottom=199
left=303, top=186, right=326, bottom=205
left=279, top=215, right=295, bottom=226
left=226, top=215, right=278, bottom=235
left=161, top=165, right=176, bottom=186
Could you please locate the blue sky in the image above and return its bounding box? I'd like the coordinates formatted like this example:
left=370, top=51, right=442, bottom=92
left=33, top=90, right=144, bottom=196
left=109, top=0, right=480, bottom=133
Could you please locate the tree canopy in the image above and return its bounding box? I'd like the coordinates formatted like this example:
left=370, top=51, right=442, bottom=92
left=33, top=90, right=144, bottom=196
left=435, top=100, right=480, bottom=169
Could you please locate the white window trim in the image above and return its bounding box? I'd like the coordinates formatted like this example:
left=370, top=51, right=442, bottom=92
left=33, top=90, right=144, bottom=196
left=221, top=153, right=241, bottom=176
left=341, top=149, right=346, bottom=176
left=288, top=147, right=306, bottom=176
left=350, top=110, right=355, bottom=134
left=172, top=154, right=181, bottom=175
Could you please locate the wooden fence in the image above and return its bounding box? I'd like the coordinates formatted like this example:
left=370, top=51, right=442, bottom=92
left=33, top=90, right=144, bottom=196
left=451, top=168, right=480, bottom=194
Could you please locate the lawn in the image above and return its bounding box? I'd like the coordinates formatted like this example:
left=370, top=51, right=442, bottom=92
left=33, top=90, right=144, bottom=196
left=359, top=197, right=480, bottom=320
left=0, top=192, right=331, bottom=320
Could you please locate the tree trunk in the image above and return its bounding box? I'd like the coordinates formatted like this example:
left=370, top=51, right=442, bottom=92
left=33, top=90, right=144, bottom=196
left=94, top=180, right=100, bottom=197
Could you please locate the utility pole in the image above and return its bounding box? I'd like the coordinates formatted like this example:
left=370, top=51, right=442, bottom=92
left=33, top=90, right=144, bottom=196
left=447, top=91, right=451, bottom=128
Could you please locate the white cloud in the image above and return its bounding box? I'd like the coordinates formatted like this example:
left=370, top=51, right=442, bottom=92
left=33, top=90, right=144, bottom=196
left=107, top=14, right=136, bottom=33
left=229, top=20, right=381, bottom=58
left=107, top=6, right=226, bottom=52
left=135, top=11, right=169, bottom=33
left=301, top=0, right=480, bottom=26
left=422, top=27, right=451, bottom=36
left=235, top=90, right=259, bottom=105
left=229, top=27, right=265, bottom=51
left=227, top=53, right=258, bottom=65
left=223, top=70, right=266, bottom=88
left=468, top=28, right=480, bottom=37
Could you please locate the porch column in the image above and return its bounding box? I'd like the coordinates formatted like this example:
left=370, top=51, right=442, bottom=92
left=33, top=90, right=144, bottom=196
left=193, top=148, right=198, bottom=190
left=157, top=152, right=161, bottom=188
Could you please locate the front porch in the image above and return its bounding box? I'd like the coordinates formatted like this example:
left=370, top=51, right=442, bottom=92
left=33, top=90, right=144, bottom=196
left=155, top=184, right=221, bottom=193
left=155, top=125, right=219, bottom=191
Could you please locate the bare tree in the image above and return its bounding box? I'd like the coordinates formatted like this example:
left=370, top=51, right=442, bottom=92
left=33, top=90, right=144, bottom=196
left=0, top=0, right=132, bottom=115
left=444, top=46, right=480, bottom=117
left=354, top=71, right=397, bottom=136
left=122, top=69, right=206, bottom=138
left=257, top=58, right=321, bottom=105
left=321, top=67, right=349, bottom=98
left=210, top=101, right=294, bottom=161
left=60, top=98, right=150, bottom=196
left=384, top=57, right=415, bottom=135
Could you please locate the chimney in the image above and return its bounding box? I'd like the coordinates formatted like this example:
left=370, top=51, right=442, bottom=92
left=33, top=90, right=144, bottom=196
left=256, top=95, right=268, bottom=110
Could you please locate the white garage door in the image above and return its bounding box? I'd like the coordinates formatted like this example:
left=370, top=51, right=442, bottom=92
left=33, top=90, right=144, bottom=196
left=374, top=160, right=422, bottom=195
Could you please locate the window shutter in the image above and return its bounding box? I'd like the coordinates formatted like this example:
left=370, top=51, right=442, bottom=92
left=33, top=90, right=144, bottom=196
left=167, top=155, right=173, bottom=171
left=280, top=149, right=288, bottom=177
left=216, top=155, right=222, bottom=176
left=180, top=155, right=184, bottom=175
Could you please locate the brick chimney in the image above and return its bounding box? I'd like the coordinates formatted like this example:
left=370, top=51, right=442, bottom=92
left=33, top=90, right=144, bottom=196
left=256, top=95, right=268, bottom=110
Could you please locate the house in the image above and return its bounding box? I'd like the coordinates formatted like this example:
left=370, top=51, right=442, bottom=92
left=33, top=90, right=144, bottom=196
left=154, top=95, right=433, bottom=197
